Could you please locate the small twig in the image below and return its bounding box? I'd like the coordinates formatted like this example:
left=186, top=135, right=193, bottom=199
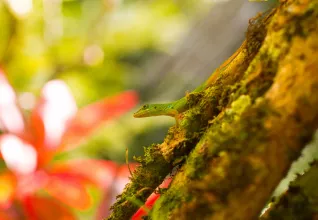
left=126, top=147, right=133, bottom=178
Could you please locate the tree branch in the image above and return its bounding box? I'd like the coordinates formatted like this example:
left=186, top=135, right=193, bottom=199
left=107, top=7, right=274, bottom=220
left=152, top=0, right=318, bottom=219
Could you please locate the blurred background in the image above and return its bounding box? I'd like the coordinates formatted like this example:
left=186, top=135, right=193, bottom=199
left=4, top=0, right=314, bottom=219
left=0, top=0, right=275, bottom=162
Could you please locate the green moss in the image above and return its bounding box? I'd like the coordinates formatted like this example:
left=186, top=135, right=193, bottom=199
left=227, top=95, right=252, bottom=115
left=142, top=144, right=159, bottom=164
left=184, top=138, right=209, bottom=179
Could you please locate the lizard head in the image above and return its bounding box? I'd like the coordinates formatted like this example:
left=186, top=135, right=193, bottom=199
left=133, top=103, right=167, bottom=118
left=133, top=104, right=151, bottom=118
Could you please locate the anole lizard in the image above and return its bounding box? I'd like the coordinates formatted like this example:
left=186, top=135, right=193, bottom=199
left=133, top=40, right=247, bottom=121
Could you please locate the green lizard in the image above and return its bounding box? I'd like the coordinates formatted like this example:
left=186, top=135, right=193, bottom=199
left=133, top=40, right=247, bottom=120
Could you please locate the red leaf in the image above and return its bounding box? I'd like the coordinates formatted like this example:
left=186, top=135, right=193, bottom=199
left=0, top=172, right=16, bottom=209
left=49, top=159, right=118, bottom=189
left=0, top=69, right=24, bottom=134
left=0, top=211, right=15, bottom=220
left=28, top=111, right=48, bottom=167
left=31, top=80, right=77, bottom=165
left=23, top=195, right=76, bottom=220
left=60, top=90, right=138, bottom=151
left=16, top=170, right=50, bottom=198
left=29, top=107, right=45, bottom=149
left=43, top=173, right=92, bottom=210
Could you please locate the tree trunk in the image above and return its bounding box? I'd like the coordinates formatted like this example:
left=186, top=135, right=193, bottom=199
left=108, top=0, right=318, bottom=219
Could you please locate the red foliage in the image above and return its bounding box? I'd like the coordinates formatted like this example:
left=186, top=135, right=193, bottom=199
left=0, top=68, right=138, bottom=219
left=24, top=196, right=76, bottom=220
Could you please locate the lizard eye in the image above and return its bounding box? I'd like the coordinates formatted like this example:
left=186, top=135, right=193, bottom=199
left=142, top=104, right=148, bottom=109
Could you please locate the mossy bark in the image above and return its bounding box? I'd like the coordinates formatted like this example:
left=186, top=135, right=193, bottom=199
left=107, top=0, right=318, bottom=219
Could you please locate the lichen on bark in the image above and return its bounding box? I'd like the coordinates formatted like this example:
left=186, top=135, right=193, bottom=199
left=107, top=0, right=318, bottom=219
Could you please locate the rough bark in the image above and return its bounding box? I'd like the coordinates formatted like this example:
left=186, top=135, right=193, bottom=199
left=107, top=0, right=318, bottom=219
